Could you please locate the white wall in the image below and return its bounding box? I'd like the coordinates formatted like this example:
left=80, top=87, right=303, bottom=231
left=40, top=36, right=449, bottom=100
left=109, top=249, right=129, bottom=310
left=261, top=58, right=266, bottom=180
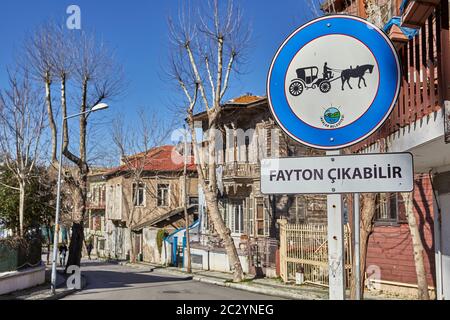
left=434, top=170, right=450, bottom=300
left=189, top=247, right=249, bottom=274
left=142, top=228, right=161, bottom=264
left=0, top=264, right=45, bottom=295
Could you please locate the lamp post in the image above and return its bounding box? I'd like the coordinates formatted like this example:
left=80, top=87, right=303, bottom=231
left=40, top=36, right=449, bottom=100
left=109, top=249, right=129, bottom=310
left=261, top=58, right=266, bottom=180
left=50, top=103, right=109, bottom=294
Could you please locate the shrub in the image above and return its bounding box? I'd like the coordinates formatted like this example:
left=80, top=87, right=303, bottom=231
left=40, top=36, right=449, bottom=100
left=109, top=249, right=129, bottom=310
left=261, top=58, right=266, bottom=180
left=156, top=229, right=167, bottom=255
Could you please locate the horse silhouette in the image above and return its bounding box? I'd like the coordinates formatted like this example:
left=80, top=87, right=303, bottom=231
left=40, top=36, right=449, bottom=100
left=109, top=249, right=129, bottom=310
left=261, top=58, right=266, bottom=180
left=341, top=64, right=374, bottom=90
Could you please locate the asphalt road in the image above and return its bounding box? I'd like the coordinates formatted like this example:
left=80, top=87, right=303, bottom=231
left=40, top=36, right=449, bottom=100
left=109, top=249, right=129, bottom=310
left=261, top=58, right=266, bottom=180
left=63, top=260, right=282, bottom=300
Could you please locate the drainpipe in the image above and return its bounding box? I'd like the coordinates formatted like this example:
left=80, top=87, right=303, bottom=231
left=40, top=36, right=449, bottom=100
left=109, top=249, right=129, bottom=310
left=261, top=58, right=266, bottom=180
left=207, top=248, right=210, bottom=271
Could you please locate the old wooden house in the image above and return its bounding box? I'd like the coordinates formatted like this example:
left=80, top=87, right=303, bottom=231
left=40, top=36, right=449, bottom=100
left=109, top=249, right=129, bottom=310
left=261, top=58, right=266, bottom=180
left=104, top=145, right=198, bottom=263
left=85, top=169, right=108, bottom=258
left=190, top=95, right=327, bottom=277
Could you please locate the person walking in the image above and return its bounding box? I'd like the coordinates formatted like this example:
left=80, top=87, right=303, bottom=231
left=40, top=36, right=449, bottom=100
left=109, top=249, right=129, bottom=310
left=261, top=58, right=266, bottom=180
left=86, top=241, right=93, bottom=260
left=58, top=243, right=68, bottom=267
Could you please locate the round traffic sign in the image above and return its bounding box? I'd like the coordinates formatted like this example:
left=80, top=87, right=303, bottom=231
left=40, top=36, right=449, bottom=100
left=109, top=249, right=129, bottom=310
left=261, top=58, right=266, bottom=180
left=267, top=15, right=401, bottom=150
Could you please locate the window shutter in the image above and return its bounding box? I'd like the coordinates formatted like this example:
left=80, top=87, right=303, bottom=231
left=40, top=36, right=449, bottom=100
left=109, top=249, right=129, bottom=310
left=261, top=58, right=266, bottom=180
left=249, top=197, right=254, bottom=236
left=264, top=198, right=270, bottom=236
left=243, top=198, right=248, bottom=234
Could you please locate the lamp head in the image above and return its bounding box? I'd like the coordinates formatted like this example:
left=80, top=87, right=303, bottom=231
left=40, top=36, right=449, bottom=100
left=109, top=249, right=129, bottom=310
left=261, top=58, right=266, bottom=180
left=91, top=103, right=109, bottom=112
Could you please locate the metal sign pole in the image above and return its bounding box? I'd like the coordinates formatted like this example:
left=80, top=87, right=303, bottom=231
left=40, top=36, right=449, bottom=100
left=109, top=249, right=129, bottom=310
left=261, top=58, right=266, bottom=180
left=354, top=193, right=361, bottom=300
left=326, top=150, right=346, bottom=300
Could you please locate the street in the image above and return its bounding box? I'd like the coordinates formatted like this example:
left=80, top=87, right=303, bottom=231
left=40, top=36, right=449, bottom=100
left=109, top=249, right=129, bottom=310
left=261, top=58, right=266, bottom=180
left=63, top=261, right=283, bottom=300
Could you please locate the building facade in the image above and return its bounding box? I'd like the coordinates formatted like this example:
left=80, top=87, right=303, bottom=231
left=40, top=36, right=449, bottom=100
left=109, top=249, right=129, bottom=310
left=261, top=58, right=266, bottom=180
left=191, top=95, right=327, bottom=277
left=323, top=0, right=450, bottom=298
left=85, top=169, right=108, bottom=258
left=104, top=146, right=199, bottom=263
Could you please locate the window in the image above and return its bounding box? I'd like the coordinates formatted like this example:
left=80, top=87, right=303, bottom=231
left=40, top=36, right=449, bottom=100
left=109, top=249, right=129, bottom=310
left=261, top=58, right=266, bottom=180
left=132, top=182, right=145, bottom=207
left=375, top=193, right=405, bottom=223
left=255, top=198, right=270, bottom=237
left=229, top=200, right=244, bottom=234
left=293, top=196, right=306, bottom=224
left=245, top=136, right=250, bottom=163
left=248, top=198, right=254, bottom=236
left=91, top=187, right=97, bottom=204
left=256, top=203, right=265, bottom=236
left=100, top=186, right=106, bottom=204
left=189, top=197, right=199, bottom=205
left=157, top=184, right=170, bottom=207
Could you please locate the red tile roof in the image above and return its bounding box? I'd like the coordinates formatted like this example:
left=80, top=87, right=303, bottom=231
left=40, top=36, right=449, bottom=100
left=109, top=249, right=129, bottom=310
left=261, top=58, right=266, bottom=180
left=227, top=94, right=265, bottom=105
left=106, top=145, right=197, bottom=176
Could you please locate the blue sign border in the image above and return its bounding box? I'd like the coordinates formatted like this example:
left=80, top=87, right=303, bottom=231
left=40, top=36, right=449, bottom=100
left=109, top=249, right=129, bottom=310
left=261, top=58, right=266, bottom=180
left=267, top=15, right=401, bottom=150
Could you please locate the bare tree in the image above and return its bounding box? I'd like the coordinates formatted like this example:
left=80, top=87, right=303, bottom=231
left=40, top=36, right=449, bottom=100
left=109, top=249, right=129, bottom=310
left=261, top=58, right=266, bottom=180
left=350, top=192, right=376, bottom=299
left=111, top=110, right=171, bottom=262
left=0, top=70, right=45, bottom=237
left=402, top=191, right=430, bottom=300
left=23, top=23, right=124, bottom=268
left=167, top=0, right=251, bottom=282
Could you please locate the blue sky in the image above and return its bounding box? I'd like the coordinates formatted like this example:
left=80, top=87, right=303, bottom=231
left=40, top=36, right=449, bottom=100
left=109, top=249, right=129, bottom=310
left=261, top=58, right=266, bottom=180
left=0, top=0, right=321, bottom=163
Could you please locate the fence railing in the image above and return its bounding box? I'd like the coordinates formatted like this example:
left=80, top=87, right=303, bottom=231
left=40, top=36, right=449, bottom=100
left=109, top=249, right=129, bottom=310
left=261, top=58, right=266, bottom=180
left=353, top=9, right=443, bottom=151
left=223, top=162, right=259, bottom=178
left=0, top=237, right=42, bottom=273
left=279, top=221, right=352, bottom=287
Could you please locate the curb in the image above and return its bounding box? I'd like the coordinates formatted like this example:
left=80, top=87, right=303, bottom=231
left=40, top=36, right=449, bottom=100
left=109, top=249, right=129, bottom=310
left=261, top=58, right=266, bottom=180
left=192, top=276, right=325, bottom=300
left=44, top=274, right=87, bottom=300
left=128, top=263, right=325, bottom=300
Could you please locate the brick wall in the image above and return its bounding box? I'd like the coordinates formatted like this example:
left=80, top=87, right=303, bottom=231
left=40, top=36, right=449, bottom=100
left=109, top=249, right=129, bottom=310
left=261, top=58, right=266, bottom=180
left=366, top=174, right=436, bottom=287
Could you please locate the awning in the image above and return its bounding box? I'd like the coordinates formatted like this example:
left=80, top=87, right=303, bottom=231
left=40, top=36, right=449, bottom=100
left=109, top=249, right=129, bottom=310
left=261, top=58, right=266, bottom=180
left=383, top=16, right=419, bottom=40
left=132, top=205, right=197, bottom=231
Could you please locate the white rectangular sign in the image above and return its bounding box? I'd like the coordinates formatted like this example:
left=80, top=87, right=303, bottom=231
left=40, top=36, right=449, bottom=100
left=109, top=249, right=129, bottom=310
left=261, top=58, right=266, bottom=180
left=261, top=153, right=414, bottom=194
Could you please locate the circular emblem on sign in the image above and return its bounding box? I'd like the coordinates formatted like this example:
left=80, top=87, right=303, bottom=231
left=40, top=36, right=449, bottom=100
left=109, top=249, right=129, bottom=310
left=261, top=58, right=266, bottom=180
left=267, top=15, right=401, bottom=149
left=322, top=107, right=343, bottom=127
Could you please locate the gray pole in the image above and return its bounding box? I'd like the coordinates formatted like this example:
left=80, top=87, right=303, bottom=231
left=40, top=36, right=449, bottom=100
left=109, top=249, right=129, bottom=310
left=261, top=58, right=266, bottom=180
left=354, top=193, right=361, bottom=300
left=51, top=114, right=65, bottom=294
left=326, top=150, right=346, bottom=300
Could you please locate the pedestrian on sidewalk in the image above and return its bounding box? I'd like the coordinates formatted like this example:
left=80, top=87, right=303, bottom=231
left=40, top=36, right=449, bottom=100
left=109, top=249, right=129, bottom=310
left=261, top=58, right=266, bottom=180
left=58, top=242, right=68, bottom=267
left=86, top=241, right=93, bottom=260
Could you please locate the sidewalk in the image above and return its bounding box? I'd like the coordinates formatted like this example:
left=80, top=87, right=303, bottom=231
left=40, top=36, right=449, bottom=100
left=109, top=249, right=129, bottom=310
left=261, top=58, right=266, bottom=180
left=0, top=263, right=85, bottom=300
left=123, top=261, right=403, bottom=300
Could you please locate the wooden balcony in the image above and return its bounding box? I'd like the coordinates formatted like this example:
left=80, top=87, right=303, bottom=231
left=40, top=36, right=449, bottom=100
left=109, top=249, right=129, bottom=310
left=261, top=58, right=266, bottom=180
left=353, top=11, right=443, bottom=152
left=87, top=201, right=106, bottom=210
left=401, top=0, right=439, bottom=29
left=223, top=162, right=259, bottom=179
left=204, top=162, right=259, bottom=181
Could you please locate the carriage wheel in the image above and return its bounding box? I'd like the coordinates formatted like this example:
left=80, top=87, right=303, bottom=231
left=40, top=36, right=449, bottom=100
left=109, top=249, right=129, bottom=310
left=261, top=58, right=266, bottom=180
left=319, top=81, right=331, bottom=93
left=289, top=81, right=303, bottom=96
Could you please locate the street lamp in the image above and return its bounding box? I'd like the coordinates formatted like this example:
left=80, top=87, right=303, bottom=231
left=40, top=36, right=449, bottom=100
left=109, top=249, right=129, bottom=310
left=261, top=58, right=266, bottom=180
left=50, top=103, right=109, bottom=294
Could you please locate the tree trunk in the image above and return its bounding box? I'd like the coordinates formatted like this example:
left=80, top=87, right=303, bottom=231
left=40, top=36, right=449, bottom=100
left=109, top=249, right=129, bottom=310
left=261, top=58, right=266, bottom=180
left=184, top=160, right=192, bottom=273
left=350, top=193, right=376, bottom=299
left=402, top=192, right=430, bottom=300
left=66, top=222, right=84, bottom=269
left=65, top=181, right=87, bottom=269
left=204, top=188, right=244, bottom=281
left=44, top=77, right=57, bottom=163
left=18, top=182, right=25, bottom=237
left=62, top=75, right=90, bottom=270
left=129, top=228, right=136, bottom=263
left=204, top=121, right=244, bottom=282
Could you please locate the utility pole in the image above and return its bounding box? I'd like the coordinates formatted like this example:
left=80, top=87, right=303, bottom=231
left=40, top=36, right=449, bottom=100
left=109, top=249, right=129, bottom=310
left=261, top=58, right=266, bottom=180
left=184, top=127, right=192, bottom=273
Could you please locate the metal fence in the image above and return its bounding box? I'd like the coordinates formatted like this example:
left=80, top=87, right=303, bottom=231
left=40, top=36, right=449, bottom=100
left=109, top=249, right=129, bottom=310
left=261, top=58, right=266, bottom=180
left=0, top=237, right=42, bottom=273
left=279, top=222, right=352, bottom=287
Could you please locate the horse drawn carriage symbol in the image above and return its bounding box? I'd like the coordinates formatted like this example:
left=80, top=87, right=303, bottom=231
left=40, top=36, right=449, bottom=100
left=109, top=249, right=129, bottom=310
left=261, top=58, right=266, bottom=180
left=288, top=63, right=374, bottom=96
